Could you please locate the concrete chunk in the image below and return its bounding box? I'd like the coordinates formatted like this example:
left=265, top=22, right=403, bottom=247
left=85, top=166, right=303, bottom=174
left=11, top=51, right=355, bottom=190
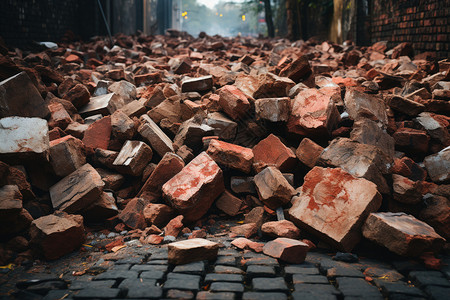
left=0, top=116, right=49, bottom=162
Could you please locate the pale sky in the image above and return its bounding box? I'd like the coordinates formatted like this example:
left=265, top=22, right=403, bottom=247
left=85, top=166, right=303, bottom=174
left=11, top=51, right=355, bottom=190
left=197, top=0, right=245, bottom=9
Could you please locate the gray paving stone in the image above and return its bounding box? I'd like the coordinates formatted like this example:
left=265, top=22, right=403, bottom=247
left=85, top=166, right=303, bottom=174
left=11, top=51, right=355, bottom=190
left=131, top=264, right=168, bottom=272
left=94, top=270, right=138, bottom=280
left=214, top=265, right=245, bottom=275
left=166, top=273, right=201, bottom=281
left=242, top=292, right=288, bottom=300
left=292, top=274, right=329, bottom=284
left=284, top=265, right=319, bottom=275
left=43, top=290, right=72, bottom=300
left=196, top=291, right=236, bottom=300
left=146, top=259, right=169, bottom=265
left=204, top=273, right=244, bottom=283
left=173, top=261, right=206, bottom=275
left=69, top=280, right=116, bottom=290
left=388, top=294, right=426, bottom=300
left=116, top=257, right=144, bottom=264
left=252, top=277, right=288, bottom=292
left=149, top=250, right=169, bottom=260
left=215, top=256, right=238, bottom=266
left=210, top=282, right=244, bottom=293
left=119, top=278, right=157, bottom=290
left=164, top=274, right=200, bottom=291
left=318, top=258, right=342, bottom=273
left=336, top=277, right=382, bottom=298
left=73, top=287, right=122, bottom=299
left=392, top=260, right=427, bottom=275
left=218, top=249, right=240, bottom=256
left=362, top=267, right=404, bottom=282
left=166, top=289, right=194, bottom=299
left=373, top=279, right=425, bottom=298
left=409, top=271, right=450, bottom=287
left=293, top=283, right=341, bottom=296
left=140, top=270, right=165, bottom=280
left=327, top=265, right=364, bottom=278
left=425, top=285, right=450, bottom=300
left=246, top=265, right=276, bottom=278
left=243, top=257, right=279, bottom=266
left=111, top=264, right=132, bottom=270
left=126, top=284, right=163, bottom=298
left=291, top=291, right=337, bottom=300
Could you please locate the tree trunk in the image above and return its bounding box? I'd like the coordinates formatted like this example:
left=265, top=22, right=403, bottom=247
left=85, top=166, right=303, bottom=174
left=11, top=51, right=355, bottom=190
left=263, top=0, right=275, bottom=37
left=286, top=0, right=301, bottom=40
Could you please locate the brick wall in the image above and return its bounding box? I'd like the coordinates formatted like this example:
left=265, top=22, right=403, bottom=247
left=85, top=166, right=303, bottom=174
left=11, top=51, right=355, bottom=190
left=370, top=0, right=450, bottom=58
left=0, top=0, right=103, bottom=49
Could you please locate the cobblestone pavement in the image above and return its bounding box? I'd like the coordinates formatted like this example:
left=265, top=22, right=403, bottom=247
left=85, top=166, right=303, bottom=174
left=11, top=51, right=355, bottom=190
left=1, top=221, right=449, bottom=300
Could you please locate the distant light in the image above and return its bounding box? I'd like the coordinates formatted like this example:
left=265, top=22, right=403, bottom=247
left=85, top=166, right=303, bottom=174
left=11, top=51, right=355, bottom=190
left=242, top=15, right=246, bottom=21
left=219, top=14, right=223, bottom=17
left=182, top=11, right=187, bottom=17
left=215, top=12, right=218, bottom=15
left=184, top=16, right=188, bottom=19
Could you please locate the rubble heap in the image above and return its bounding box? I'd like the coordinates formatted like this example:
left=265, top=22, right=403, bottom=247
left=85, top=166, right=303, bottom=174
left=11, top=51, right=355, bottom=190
left=0, top=32, right=448, bottom=266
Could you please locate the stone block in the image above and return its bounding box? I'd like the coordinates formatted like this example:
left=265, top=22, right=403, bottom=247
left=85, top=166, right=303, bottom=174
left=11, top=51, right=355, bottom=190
left=138, top=152, right=185, bottom=200
left=206, top=139, right=254, bottom=173
left=162, top=152, right=225, bottom=222
left=289, top=167, right=382, bottom=251
left=78, top=93, right=123, bottom=118
left=252, top=134, right=297, bottom=173
left=113, top=140, right=153, bottom=176
left=295, top=138, right=324, bottom=168
left=30, top=211, right=84, bottom=260
left=263, top=238, right=309, bottom=263
left=168, top=238, right=219, bottom=265
left=254, top=166, right=295, bottom=210
left=287, top=88, right=340, bottom=136
left=138, top=114, right=174, bottom=157
left=49, top=135, right=86, bottom=177
left=181, top=75, right=213, bottom=93
left=0, top=71, right=49, bottom=118
left=218, top=85, right=250, bottom=120
left=362, top=212, right=445, bottom=257
left=49, top=163, right=104, bottom=213
left=255, top=97, right=290, bottom=122
left=424, top=146, right=450, bottom=183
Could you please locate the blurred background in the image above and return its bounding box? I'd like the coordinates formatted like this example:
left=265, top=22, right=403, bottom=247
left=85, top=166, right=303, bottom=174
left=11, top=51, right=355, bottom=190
left=0, top=0, right=448, bottom=58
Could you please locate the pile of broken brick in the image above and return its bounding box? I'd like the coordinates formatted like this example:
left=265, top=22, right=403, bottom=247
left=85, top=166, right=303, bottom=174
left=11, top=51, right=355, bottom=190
left=0, top=31, right=448, bottom=268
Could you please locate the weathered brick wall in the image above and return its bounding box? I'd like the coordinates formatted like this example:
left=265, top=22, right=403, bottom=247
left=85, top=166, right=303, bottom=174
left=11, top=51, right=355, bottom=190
left=371, top=0, right=450, bottom=58
left=0, top=0, right=102, bottom=48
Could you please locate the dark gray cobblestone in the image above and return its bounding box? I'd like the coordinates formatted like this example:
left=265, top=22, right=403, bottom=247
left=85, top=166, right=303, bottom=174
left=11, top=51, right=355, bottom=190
left=1, top=225, right=448, bottom=300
